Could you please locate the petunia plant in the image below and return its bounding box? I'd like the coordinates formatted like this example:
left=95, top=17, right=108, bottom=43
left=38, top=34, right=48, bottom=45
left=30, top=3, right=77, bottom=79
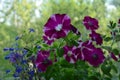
left=4, top=14, right=120, bottom=80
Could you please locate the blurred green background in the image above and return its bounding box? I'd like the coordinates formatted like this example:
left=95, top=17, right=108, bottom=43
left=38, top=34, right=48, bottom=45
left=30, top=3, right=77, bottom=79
left=0, top=0, right=120, bottom=79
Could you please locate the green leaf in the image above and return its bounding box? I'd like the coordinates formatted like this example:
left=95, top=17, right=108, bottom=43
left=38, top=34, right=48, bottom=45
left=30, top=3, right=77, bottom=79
left=111, top=64, right=118, bottom=73
left=108, top=21, right=116, bottom=29
left=40, top=43, right=49, bottom=50
left=60, top=58, right=73, bottom=68
left=112, top=48, right=119, bottom=55
left=101, top=65, right=112, bottom=77
left=26, top=53, right=32, bottom=57
left=115, top=34, right=120, bottom=42
left=104, top=37, right=112, bottom=41
left=101, top=46, right=112, bottom=51
left=62, top=68, right=75, bottom=80
left=119, top=74, right=120, bottom=80
left=56, top=48, right=64, bottom=57
left=88, top=76, right=99, bottom=80
left=104, top=77, right=111, bottom=80
left=112, top=23, right=116, bottom=29
left=50, top=51, right=55, bottom=61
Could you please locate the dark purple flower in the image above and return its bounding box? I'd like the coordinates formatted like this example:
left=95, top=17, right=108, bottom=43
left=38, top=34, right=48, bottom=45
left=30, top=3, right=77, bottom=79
left=89, top=31, right=103, bottom=45
left=110, top=53, right=118, bottom=61
left=43, top=35, right=55, bottom=45
left=81, top=40, right=95, bottom=49
left=44, top=14, right=71, bottom=39
left=118, top=19, right=120, bottom=27
left=35, top=51, right=52, bottom=72
left=78, top=40, right=95, bottom=61
left=83, top=16, right=99, bottom=31
left=71, top=24, right=81, bottom=36
left=82, top=48, right=105, bottom=67
left=63, top=46, right=78, bottom=63
left=73, top=48, right=84, bottom=60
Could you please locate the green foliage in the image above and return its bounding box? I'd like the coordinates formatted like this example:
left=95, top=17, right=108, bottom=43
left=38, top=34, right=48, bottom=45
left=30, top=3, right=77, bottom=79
left=1, top=0, right=120, bottom=79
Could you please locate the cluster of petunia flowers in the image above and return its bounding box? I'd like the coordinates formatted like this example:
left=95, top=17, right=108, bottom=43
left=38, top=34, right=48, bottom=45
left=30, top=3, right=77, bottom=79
left=36, top=14, right=106, bottom=72
left=4, top=14, right=119, bottom=79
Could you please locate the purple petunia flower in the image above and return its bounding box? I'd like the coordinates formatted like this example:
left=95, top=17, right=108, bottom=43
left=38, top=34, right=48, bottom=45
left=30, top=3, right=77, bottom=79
left=82, top=48, right=105, bottom=67
left=63, top=46, right=78, bottom=63
left=89, top=31, right=103, bottom=45
left=43, top=35, right=55, bottom=45
left=71, top=24, right=81, bottom=36
left=44, top=14, right=71, bottom=39
left=73, top=48, right=84, bottom=60
left=83, top=16, right=99, bottom=31
left=78, top=40, right=95, bottom=60
left=118, top=19, right=120, bottom=27
left=110, top=52, right=118, bottom=61
left=35, top=51, right=52, bottom=72
left=80, top=40, right=95, bottom=49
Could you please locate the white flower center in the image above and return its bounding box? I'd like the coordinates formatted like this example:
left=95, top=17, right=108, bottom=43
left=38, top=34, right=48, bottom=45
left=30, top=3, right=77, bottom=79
left=55, top=24, right=62, bottom=31
left=68, top=51, right=72, bottom=57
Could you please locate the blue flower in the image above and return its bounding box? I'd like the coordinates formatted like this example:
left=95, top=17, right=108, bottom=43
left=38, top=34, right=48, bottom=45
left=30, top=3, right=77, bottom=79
left=28, top=70, right=34, bottom=80
left=37, top=45, right=41, bottom=49
left=29, top=28, right=35, bottom=33
left=15, top=36, right=20, bottom=40
left=22, top=49, right=28, bottom=56
left=4, top=54, right=10, bottom=60
left=28, top=70, right=34, bottom=76
left=13, top=72, right=19, bottom=78
left=3, top=48, right=9, bottom=51
left=9, top=48, right=14, bottom=51
left=8, top=52, right=22, bottom=63
left=6, top=70, right=11, bottom=74
left=16, top=66, right=23, bottom=73
left=21, top=60, right=27, bottom=64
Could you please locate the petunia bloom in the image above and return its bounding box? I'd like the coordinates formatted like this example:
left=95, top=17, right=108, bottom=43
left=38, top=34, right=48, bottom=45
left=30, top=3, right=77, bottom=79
left=118, top=19, right=120, bottom=27
left=43, top=35, right=55, bottom=45
left=35, top=51, right=52, bottom=72
left=71, top=24, right=81, bottom=36
left=63, top=46, right=78, bottom=63
left=44, top=14, right=71, bottom=39
left=89, top=31, right=103, bottom=45
left=78, top=40, right=95, bottom=60
left=82, top=48, right=105, bottom=67
left=83, top=16, right=99, bottom=31
left=80, top=40, right=95, bottom=49
left=73, top=48, right=84, bottom=60
left=110, top=52, right=118, bottom=61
